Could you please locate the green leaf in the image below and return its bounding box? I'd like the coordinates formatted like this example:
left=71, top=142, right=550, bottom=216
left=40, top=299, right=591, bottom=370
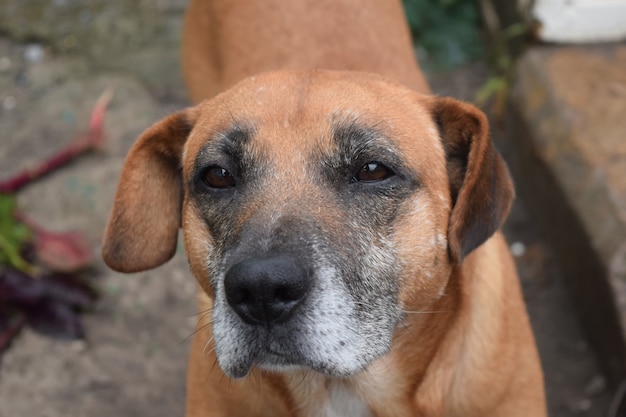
left=403, top=0, right=484, bottom=70
left=475, top=76, right=507, bottom=105
left=0, top=194, right=33, bottom=271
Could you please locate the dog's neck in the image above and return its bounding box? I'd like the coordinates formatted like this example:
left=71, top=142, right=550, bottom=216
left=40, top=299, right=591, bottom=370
left=283, top=371, right=374, bottom=417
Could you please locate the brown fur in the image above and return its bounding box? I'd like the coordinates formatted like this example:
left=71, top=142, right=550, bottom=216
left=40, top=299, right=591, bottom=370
left=103, top=0, right=546, bottom=415
left=181, top=0, right=430, bottom=101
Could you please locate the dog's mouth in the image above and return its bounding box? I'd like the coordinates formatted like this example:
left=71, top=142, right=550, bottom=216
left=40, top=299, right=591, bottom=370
left=255, top=348, right=307, bottom=372
left=218, top=329, right=349, bottom=378
left=250, top=342, right=372, bottom=377
left=213, top=313, right=393, bottom=379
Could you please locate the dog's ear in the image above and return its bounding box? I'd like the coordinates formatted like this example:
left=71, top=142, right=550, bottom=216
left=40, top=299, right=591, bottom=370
left=102, top=109, right=196, bottom=273
left=428, top=97, right=514, bottom=264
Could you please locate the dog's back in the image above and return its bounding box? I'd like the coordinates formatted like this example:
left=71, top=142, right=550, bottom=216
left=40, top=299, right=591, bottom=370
left=182, top=0, right=430, bottom=103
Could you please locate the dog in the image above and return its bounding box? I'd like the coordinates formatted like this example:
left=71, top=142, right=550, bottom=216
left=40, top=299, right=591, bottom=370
left=102, top=0, right=547, bottom=415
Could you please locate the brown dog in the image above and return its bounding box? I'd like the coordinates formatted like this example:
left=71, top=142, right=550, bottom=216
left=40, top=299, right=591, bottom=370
left=102, top=0, right=546, bottom=415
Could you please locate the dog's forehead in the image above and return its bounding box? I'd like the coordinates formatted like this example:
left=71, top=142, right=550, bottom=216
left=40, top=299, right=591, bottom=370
left=216, top=71, right=434, bottom=126
left=185, top=71, right=443, bottom=172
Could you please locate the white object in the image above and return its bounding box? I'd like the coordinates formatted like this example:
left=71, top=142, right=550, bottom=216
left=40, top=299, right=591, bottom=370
left=23, top=44, right=45, bottom=63
left=510, top=242, right=527, bottom=258
left=530, top=0, right=626, bottom=43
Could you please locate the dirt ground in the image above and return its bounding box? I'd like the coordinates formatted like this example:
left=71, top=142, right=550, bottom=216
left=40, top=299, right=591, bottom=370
left=0, top=1, right=616, bottom=416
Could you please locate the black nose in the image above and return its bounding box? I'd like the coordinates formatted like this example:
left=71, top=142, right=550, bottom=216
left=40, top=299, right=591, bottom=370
left=224, top=257, right=310, bottom=325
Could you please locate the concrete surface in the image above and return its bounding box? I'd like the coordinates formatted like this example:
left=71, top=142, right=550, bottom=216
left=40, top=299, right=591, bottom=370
left=0, top=0, right=187, bottom=101
left=0, top=1, right=615, bottom=416
left=509, top=45, right=626, bottom=383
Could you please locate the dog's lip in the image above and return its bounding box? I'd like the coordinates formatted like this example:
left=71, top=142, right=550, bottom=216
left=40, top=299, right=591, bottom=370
left=259, top=348, right=359, bottom=377
left=263, top=348, right=299, bottom=363
left=254, top=347, right=307, bottom=369
left=229, top=340, right=372, bottom=377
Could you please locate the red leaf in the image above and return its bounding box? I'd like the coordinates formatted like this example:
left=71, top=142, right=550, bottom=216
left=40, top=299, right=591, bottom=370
left=0, top=314, right=26, bottom=353
left=0, top=268, right=43, bottom=306
left=26, top=300, right=85, bottom=340
left=34, top=230, right=94, bottom=273
left=42, top=273, right=97, bottom=309
left=14, top=212, right=95, bottom=273
left=0, top=268, right=95, bottom=345
left=0, top=268, right=96, bottom=310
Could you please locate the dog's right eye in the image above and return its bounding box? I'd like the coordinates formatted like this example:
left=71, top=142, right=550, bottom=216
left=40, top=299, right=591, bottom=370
left=353, top=162, right=395, bottom=183
left=202, top=165, right=236, bottom=189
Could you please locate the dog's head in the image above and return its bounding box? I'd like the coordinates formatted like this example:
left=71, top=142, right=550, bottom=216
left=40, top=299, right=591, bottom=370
left=103, top=71, right=513, bottom=378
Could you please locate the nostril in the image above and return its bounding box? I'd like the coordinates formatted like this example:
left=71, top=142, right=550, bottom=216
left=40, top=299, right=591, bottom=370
left=274, top=281, right=307, bottom=303
left=273, top=288, right=298, bottom=306
left=274, top=286, right=291, bottom=303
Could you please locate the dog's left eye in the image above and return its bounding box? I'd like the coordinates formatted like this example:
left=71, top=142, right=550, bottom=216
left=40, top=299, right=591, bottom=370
left=353, top=162, right=395, bottom=183
left=202, top=165, right=236, bottom=189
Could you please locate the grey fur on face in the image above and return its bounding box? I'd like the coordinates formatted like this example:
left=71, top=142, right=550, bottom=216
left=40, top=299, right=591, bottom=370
left=189, top=116, right=416, bottom=378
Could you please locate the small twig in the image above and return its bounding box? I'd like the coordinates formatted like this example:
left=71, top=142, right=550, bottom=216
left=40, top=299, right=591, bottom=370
left=608, top=379, right=626, bottom=417
left=477, top=0, right=501, bottom=37
left=0, top=87, right=114, bottom=194
left=0, top=315, right=26, bottom=352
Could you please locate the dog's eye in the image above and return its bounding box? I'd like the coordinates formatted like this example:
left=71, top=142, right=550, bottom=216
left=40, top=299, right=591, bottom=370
left=203, top=165, right=236, bottom=189
left=354, top=162, right=394, bottom=182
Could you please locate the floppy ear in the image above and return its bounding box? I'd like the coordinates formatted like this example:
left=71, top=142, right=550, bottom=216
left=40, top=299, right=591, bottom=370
left=102, top=109, right=196, bottom=273
left=429, top=97, right=514, bottom=264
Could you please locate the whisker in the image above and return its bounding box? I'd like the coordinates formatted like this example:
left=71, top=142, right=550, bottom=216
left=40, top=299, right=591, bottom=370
left=398, top=319, right=419, bottom=339
left=176, top=320, right=213, bottom=348
left=203, top=336, right=215, bottom=354
left=209, top=355, right=220, bottom=376
left=403, top=310, right=450, bottom=314
left=185, top=307, right=214, bottom=318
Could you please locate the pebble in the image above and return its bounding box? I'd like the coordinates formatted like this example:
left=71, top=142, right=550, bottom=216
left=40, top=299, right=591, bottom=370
left=23, top=44, right=45, bottom=63
left=79, top=10, right=91, bottom=24
left=63, top=35, right=77, bottom=50
left=578, top=398, right=592, bottom=411
left=0, top=56, right=11, bottom=72
left=567, top=397, right=592, bottom=412
left=3, top=96, right=16, bottom=110
left=69, top=339, right=88, bottom=353
left=585, top=374, right=607, bottom=396
left=574, top=340, right=589, bottom=353
left=510, top=241, right=526, bottom=257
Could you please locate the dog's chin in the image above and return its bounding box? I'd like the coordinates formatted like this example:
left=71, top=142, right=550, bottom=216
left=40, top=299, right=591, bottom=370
left=219, top=355, right=302, bottom=379
left=259, top=353, right=369, bottom=377
left=220, top=347, right=375, bottom=379
left=256, top=354, right=307, bottom=374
